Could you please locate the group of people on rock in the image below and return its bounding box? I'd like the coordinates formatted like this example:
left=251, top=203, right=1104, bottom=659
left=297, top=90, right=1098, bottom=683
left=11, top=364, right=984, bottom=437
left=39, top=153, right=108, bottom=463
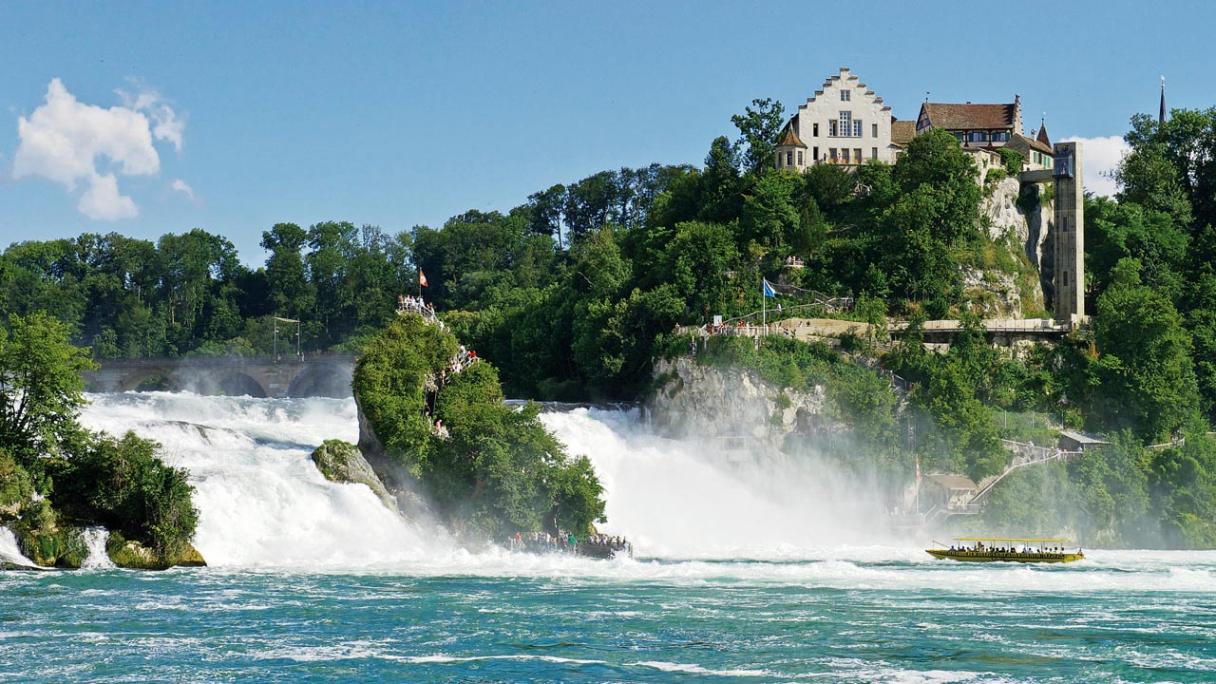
left=506, top=531, right=631, bottom=558
left=450, top=345, right=478, bottom=374
left=396, top=295, right=440, bottom=324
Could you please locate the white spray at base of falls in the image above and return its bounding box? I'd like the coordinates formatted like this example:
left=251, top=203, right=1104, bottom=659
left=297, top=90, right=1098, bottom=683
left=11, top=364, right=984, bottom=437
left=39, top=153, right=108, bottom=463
left=540, top=408, right=893, bottom=559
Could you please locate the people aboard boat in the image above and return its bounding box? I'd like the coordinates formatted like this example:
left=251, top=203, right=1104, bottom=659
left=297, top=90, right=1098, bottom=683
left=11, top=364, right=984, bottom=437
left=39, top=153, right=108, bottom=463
left=507, top=529, right=632, bottom=559
left=926, top=537, right=1084, bottom=563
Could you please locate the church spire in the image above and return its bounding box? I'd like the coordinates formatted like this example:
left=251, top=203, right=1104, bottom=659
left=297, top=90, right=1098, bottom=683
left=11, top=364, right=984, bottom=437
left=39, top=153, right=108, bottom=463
left=1160, top=75, right=1167, bottom=125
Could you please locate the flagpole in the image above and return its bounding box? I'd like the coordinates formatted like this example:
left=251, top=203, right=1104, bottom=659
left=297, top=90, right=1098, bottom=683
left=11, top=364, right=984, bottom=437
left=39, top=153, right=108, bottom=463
left=762, top=278, right=767, bottom=329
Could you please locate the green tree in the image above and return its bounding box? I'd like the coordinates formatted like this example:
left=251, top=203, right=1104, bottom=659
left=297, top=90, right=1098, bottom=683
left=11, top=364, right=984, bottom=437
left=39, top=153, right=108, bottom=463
left=731, top=98, right=785, bottom=175
left=1092, top=258, right=1200, bottom=440
left=0, top=312, right=96, bottom=460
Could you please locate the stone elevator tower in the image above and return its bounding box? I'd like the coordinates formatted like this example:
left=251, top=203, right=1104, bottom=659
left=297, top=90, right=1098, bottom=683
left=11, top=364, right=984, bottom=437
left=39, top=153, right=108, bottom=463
left=1052, top=141, right=1084, bottom=323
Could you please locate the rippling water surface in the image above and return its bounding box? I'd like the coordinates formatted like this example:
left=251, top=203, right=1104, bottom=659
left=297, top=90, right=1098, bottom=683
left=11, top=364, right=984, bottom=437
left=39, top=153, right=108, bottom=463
left=4, top=553, right=1216, bottom=682
left=2, top=393, right=1214, bottom=682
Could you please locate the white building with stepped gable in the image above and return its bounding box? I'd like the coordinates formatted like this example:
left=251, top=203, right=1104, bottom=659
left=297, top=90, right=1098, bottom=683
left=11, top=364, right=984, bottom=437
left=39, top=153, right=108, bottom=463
left=775, top=67, right=902, bottom=171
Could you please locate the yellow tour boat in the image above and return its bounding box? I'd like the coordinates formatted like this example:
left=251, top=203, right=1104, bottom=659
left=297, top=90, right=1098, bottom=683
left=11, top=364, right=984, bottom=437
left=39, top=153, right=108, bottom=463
left=926, top=537, right=1084, bottom=563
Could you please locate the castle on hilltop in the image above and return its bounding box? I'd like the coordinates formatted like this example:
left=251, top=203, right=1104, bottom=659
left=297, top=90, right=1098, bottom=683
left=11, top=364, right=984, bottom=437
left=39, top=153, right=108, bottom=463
left=775, top=67, right=1054, bottom=173
left=774, top=66, right=1085, bottom=324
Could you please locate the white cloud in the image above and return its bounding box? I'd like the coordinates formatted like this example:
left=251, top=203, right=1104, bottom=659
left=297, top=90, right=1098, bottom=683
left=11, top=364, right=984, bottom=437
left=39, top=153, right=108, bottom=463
left=79, top=173, right=138, bottom=220
left=1061, top=135, right=1129, bottom=197
left=170, top=178, right=195, bottom=201
left=118, top=85, right=185, bottom=151
left=13, top=78, right=184, bottom=221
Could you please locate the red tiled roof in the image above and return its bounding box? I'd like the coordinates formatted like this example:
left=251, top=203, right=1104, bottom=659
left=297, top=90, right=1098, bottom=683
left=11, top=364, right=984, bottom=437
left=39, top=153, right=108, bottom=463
left=890, top=120, right=916, bottom=146
left=1036, top=123, right=1051, bottom=147
left=1011, top=132, right=1053, bottom=155
left=922, top=102, right=1017, bottom=130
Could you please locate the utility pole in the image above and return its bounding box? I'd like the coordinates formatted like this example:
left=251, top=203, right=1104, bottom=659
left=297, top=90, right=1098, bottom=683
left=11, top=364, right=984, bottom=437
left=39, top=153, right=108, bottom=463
left=273, top=317, right=301, bottom=363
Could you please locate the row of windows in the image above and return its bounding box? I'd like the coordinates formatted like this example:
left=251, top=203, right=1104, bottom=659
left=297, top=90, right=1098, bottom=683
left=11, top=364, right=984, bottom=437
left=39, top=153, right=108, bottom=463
left=953, top=130, right=1012, bottom=143
left=814, top=114, right=881, bottom=138
left=779, top=147, right=881, bottom=167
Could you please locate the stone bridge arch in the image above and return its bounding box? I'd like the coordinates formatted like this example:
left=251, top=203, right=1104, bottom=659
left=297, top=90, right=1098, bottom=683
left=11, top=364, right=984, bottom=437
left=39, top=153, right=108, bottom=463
left=286, top=362, right=352, bottom=398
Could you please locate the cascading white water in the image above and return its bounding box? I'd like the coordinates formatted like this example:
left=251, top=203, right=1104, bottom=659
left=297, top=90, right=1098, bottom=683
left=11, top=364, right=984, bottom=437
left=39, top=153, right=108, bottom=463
left=81, top=527, right=115, bottom=569
left=66, top=393, right=1216, bottom=592
left=80, top=393, right=443, bottom=568
left=0, top=527, right=36, bottom=567
left=76, top=393, right=894, bottom=567
left=540, top=408, right=892, bottom=559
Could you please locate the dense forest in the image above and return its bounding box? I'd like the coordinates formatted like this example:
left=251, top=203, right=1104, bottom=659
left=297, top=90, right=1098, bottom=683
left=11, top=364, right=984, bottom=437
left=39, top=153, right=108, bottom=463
left=5, top=100, right=1216, bottom=546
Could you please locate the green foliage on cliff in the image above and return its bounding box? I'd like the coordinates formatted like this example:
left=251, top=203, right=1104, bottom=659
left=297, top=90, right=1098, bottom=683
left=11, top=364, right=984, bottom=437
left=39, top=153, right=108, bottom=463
left=354, top=314, right=605, bottom=538
left=353, top=313, right=457, bottom=472
left=0, top=312, right=199, bottom=565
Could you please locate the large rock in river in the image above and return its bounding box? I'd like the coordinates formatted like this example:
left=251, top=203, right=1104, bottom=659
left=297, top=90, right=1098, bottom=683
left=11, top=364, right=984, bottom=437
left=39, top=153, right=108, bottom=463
left=106, top=532, right=206, bottom=570
left=310, top=439, right=397, bottom=511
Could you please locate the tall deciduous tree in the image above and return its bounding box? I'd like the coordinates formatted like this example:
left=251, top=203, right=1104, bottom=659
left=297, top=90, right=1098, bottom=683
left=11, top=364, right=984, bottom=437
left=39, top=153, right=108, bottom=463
left=731, top=98, right=785, bottom=176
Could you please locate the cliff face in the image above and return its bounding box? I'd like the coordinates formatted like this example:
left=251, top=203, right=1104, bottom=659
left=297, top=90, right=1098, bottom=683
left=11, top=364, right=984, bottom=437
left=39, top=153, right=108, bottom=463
left=966, top=177, right=1051, bottom=316
left=648, top=357, right=843, bottom=446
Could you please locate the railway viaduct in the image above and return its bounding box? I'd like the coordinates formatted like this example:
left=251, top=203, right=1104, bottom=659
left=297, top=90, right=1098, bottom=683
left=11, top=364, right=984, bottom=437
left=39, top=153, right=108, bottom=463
left=84, top=354, right=356, bottom=398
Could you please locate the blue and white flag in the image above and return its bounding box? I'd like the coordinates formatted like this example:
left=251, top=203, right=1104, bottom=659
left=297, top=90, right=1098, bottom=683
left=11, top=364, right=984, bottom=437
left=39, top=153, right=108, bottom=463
left=762, top=279, right=778, bottom=298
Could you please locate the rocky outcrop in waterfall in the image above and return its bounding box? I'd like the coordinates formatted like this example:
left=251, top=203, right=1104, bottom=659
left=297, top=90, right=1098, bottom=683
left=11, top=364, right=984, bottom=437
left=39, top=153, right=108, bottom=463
left=310, top=439, right=398, bottom=512
left=105, top=532, right=206, bottom=570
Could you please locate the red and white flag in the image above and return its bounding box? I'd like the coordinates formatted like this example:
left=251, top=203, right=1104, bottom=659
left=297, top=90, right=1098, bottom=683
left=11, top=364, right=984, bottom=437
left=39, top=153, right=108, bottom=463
left=419, top=269, right=429, bottom=288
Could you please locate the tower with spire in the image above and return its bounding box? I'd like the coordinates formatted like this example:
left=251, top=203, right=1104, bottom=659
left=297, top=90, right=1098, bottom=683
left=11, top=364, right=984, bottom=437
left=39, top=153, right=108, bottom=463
left=1160, top=75, right=1167, bottom=125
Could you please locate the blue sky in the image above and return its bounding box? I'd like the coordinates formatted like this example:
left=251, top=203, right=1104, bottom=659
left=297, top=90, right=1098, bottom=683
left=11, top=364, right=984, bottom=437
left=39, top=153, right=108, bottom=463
left=1, top=0, right=1211, bottom=261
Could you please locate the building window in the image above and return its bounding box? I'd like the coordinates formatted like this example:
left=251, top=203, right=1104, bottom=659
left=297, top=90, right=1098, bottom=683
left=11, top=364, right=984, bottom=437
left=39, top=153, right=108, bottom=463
left=830, top=148, right=838, bottom=161
left=786, top=151, right=794, bottom=166
left=829, top=120, right=837, bottom=136
left=813, top=146, right=819, bottom=161
left=954, top=132, right=965, bottom=143
left=841, top=90, right=850, bottom=102
left=853, top=120, right=862, bottom=137
left=1063, top=270, right=1069, bottom=287
left=855, top=148, right=862, bottom=163
left=797, top=150, right=803, bottom=166
left=872, top=147, right=878, bottom=160
left=842, top=148, right=850, bottom=163
left=969, top=131, right=987, bottom=143
left=872, top=122, right=878, bottom=138
left=992, top=131, right=1009, bottom=142
left=813, top=122, right=819, bottom=137
left=839, top=111, right=852, bottom=137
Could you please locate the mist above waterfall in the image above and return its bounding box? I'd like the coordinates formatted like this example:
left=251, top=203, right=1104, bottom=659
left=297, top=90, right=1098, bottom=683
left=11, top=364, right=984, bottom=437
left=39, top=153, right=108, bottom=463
left=541, top=408, right=894, bottom=558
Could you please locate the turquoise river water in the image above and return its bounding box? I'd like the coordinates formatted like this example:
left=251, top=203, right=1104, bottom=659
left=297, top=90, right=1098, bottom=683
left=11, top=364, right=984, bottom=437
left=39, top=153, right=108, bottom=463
left=1, top=393, right=1213, bottom=683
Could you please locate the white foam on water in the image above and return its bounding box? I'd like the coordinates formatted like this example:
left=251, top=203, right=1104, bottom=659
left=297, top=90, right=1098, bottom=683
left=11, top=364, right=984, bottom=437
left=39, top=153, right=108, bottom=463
left=81, top=527, right=115, bottom=569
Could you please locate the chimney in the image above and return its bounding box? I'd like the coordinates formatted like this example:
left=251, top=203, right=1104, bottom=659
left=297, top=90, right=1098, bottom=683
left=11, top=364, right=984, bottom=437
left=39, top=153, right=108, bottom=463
left=1013, top=94, right=1023, bottom=136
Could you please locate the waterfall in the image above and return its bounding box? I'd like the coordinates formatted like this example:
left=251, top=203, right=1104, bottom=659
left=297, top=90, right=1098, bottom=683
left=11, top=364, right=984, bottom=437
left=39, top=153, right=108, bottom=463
left=540, top=407, right=892, bottom=559
left=79, top=393, right=443, bottom=569
left=76, top=393, right=891, bottom=569
left=81, top=527, right=115, bottom=569
left=0, top=527, right=37, bottom=568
